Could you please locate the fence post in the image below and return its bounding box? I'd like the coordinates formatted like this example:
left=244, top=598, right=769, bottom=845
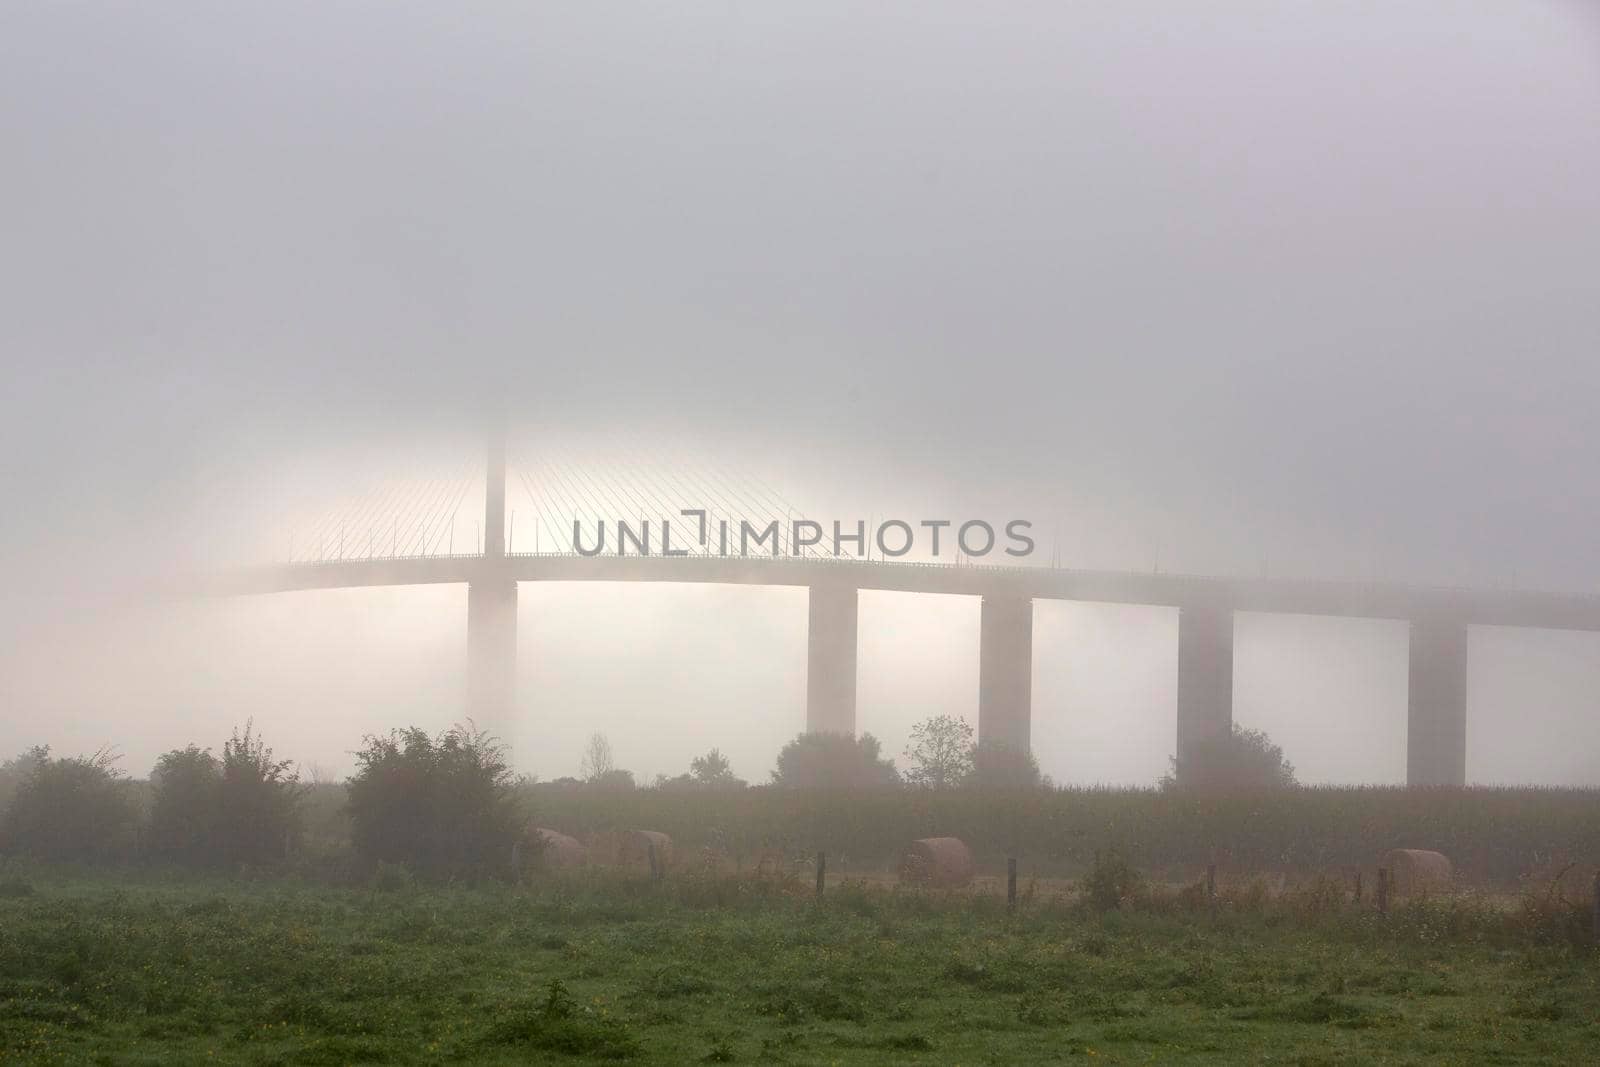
left=1592, top=871, right=1599, bottom=947
left=1007, top=857, right=1018, bottom=910
left=647, top=840, right=660, bottom=882
left=1206, top=863, right=1217, bottom=918
left=815, top=852, right=826, bottom=898
left=1376, top=867, right=1389, bottom=915
left=1353, top=871, right=1362, bottom=906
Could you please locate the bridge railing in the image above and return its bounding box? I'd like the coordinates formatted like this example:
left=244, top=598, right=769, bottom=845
left=256, top=550, right=1600, bottom=605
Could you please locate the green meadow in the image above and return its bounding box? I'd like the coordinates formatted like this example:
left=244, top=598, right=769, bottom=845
left=1, top=866, right=1595, bottom=1066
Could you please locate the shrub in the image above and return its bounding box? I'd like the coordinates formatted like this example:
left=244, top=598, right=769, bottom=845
left=147, top=727, right=305, bottom=868
left=590, top=768, right=637, bottom=791
left=485, top=979, right=641, bottom=1059
left=0, top=745, right=48, bottom=818
left=217, top=723, right=305, bottom=866
left=1164, top=723, right=1297, bottom=790
left=657, top=749, right=747, bottom=791
left=689, top=748, right=745, bottom=789
left=346, top=723, right=524, bottom=879
left=148, top=745, right=222, bottom=864
left=1082, top=847, right=1141, bottom=911
left=968, top=740, right=1044, bottom=790
left=771, top=732, right=899, bottom=789
left=0, top=748, right=134, bottom=862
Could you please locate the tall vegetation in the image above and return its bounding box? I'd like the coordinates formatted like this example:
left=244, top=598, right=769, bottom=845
left=581, top=732, right=635, bottom=789
left=581, top=733, right=614, bottom=781
left=147, top=745, right=222, bottom=864
left=218, top=723, right=305, bottom=865
left=657, top=748, right=746, bottom=790
left=901, top=715, right=974, bottom=789
left=0, top=747, right=134, bottom=862
left=1165, top=723, right=1298, bottom=790
left=689, top=748, right=743, bottom=788
left=771, top=732, right=899, bottom=789
left=968, top=740, right=1045, bottom=789
left=0, top=745, right=48, bottom=815
left=148, top=724, right=305, bottom=867
left=346, top=723, right=523, bottom=879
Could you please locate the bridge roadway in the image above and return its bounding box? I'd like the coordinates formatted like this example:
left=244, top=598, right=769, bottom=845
left=204, top=551, right=1600, bottom=787
left=213, top=551, right=1600, bottom=632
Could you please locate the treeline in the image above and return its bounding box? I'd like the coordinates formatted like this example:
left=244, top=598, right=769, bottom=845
left=0, top=723, right=524, bottom=881
left=4, top=724, right=1599, bottom=886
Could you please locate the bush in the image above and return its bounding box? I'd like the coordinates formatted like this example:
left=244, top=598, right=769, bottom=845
left=1081, top=848, right=1141, bottom=911
left=689, top=748, right=745, bottom=788
left=0, top=746, right=48, bottom=818
left=1165, top=723, right=1297, bottom=790
left=968, top=741, right=1044, bottom=790
left=656, top=749, right=747, bottom=791
left=147, top=745, right=222, bottom=864
left=147, top=726, right=304, bottom=868
left=218, top=723, right=304, bottom=866
left=589, top=768, right=637, bottom=791
left=346, top=723, right=524, bottom=880
left=771, top=732, right=899, bottom=789
left=0, top=748, right=135, bottom=862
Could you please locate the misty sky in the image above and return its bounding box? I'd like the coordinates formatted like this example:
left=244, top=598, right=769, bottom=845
left=3, top=3, right=1599, bottom=786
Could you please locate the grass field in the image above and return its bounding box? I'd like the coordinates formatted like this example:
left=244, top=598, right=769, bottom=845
left=2, top=866, right=1597, bottom=1065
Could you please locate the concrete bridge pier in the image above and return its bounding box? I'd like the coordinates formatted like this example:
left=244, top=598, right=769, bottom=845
left=1407, top=618, right=1468, bottom=786
left=806, top=583, right=858, bottom=735
left=1176, top=604, right=1234, bottom=785
left=467, top=578, right=518, bottom=739
left=978, top=595, right=1033, bottom=752
left=466, top=418, right=517, bottom=741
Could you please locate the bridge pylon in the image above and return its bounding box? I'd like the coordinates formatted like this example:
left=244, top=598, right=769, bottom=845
left=1175, top=603, right=1234, bottom=786
left=1407, top=617, right=1468, bottom=786
left=978, top=594, right=1034, bottom=753
left=806, top=583, right=859, bottom=735
left=467, top=574, right=517, bottom=741
left=468, top=421, right=516, bottom=744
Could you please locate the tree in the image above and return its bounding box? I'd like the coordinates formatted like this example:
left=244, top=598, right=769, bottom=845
left=346, top=722, right=524, bottom=879
left=1163, top=723, right=1297, bottom=790
left=217, top=721, right=305, bottom=866
left=771, top=732, right=899, bottom=789
left=148, top=745, right=222, bottom=864
left=968, top=739, right=1046, bottom=789
left=902, top=715, right=974, bottom=789
left=0, top=745, right=49, bottom=817
left=580, top=733, right=615, bottom=782
left=689, top=748, right=744, bottom=788
left=0, top=747, right=134, bottom=862
left=589, top=768, right=637, bottom=791
left=657, top=748, right=746, bottom=791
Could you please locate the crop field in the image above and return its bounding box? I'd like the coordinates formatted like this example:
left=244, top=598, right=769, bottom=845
left=514, top=784, right=1600, bottom=885
left=1, top=866, right=1597, bottom=1065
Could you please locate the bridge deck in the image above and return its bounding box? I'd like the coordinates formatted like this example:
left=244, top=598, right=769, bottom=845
left=205, top=553, right=1600, bottom=632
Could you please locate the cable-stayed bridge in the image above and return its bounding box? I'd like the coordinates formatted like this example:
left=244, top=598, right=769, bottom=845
left=208, top=430, right=1600, bottom=786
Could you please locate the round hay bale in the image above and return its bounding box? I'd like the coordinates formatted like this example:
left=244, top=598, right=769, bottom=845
left=1383, top=849, right=1452, bottom=897
left=528, top=828, right=587, bottom=869
left=618, top=830, right=674, bottom=874
left=897, top=837, right=975, bottom=888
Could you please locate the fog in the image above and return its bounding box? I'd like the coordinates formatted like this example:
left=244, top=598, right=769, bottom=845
left=3, top=2, right=1599, bottom=786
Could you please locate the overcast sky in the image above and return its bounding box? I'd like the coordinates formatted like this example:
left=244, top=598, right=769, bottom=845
left=3, top=2, right=1598, bottom=785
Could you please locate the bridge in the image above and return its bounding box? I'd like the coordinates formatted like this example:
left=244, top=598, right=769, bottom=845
left=210, top=431, right=1600, bottom=786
